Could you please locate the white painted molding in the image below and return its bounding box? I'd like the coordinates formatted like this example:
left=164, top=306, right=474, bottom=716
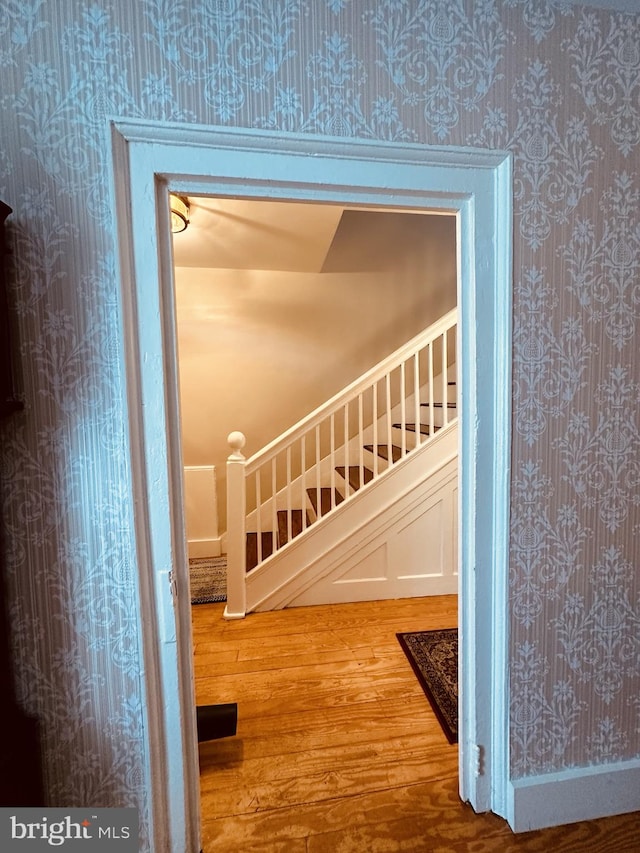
left=183, top=465, right=220, bottom=557
left=110, top=118, right=513, bottom=847
left=507, top=759, right=640, bottom=833
left=187, top=538, right=222, bottom=558
left=286, top=458, right=458, bottom=608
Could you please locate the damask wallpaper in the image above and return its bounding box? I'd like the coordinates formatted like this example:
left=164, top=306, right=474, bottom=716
left=1, top=0, right=639, bottom=842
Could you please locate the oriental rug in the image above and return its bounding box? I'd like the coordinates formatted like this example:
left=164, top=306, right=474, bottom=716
left=397, top=627, right=458, bottom=744
left=189, top=556, right=227, bottom=604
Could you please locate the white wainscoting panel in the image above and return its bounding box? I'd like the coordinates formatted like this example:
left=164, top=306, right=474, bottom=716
left=183, top=465, right=222, bottom=557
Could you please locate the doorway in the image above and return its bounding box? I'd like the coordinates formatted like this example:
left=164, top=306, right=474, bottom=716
left=110, top=122, right=512, bottom=853
left=174, top=198, right=458, bottom=603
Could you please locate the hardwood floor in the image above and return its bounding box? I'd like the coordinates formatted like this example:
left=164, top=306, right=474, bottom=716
left=192, top=596, right=640, bottom=852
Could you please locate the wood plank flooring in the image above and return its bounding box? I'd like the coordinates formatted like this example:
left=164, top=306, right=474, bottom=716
left=192, top=596, right=640, bottom=852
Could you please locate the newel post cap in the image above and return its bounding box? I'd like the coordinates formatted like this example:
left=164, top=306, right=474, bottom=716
left=227, top=431, right=246, bottom=460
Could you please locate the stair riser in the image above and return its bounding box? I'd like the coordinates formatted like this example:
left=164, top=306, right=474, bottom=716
left=246, top=532, right=274, bottom=571
left=277, top=508, right=309, bottom=548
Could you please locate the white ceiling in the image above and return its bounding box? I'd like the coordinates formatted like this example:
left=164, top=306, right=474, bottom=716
left=171, top=197, right=343, bottom=272
left=171, top=196, right=455, bottom=273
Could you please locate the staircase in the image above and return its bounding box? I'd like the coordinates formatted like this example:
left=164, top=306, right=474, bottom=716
left=224, top=309, right=458, bottom=619
left=244, top=390, right=456, bottom=570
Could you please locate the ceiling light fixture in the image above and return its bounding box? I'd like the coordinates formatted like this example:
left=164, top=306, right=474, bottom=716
left=170, top=193, right=190, bottom=233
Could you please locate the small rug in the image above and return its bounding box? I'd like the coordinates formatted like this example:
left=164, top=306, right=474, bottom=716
left=189, top=556, right=227, bottom=604
left=397, top=628, right=458, bottom=743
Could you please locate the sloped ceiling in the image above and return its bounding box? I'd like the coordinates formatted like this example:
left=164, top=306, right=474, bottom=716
left=321, top=209, right=456, bottom=273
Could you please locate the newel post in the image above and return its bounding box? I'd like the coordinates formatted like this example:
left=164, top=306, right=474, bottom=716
left=224, top=431, right=247, bottom=619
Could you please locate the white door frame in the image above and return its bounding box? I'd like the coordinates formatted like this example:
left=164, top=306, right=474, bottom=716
left=110, top=119, right=512, bottom=853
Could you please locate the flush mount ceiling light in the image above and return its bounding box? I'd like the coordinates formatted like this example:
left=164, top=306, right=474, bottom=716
left=169, top=193, right=190, bottom=233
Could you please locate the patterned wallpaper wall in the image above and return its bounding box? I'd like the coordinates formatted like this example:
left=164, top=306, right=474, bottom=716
left=1, top=0, right=639, bottom=840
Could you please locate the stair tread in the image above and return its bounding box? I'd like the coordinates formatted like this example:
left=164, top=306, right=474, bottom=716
left=335, top=465, right=374, bottom=492
left=307, top=487, right=344, bottom=517
left=363, top=444, right=403, bottom=463
left=392, top=423, right=440, bottom=435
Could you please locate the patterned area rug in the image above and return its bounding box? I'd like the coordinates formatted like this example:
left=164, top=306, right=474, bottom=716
left=189, top=556, right=227, bottom=604
left=397, top=628, right=458, bottom=743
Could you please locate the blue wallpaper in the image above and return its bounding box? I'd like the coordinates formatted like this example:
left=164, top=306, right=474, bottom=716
left=1, top=0, right=639, bottom=840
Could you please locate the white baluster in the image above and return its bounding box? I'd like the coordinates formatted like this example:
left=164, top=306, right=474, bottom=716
left=442, top=330, right=449, bottom=427
left=385, top=372, right=392, bottom=467
left=330, top=413, right=336, bottom=511
left=414, top=352, right=420, bottom=449
left=286, top=445, right=292, bottom=546
left=372, top=382, right=379, bottom=476
left=344, top=402, right=350, bottom=497
left=301, top=435, right=307, bottom=531
left=428, top=342, right=435, bottom=438
left=358, top=392, right=364, bottom=489
left=271, top=459, right=277, bottom=557
left=400, top=362, right=407, bottom=457
left=225, top=431, right=246, bottom=619
left=315, top=424, right=321, bottom=517
left=255, top=470, right=262, bottom=560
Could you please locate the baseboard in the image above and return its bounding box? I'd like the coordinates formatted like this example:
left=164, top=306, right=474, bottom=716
left=187, top=537, right=222, bottom=559
left=507, top=758, right=640, bottom=832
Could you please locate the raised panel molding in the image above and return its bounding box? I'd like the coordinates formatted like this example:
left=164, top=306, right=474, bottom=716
left=335, top=543, right=388, bottom=584
left=285, top=455, right=458, bottom=608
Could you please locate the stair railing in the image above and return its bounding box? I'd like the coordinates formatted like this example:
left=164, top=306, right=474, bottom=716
left=224, top=308, right=457, bottom=619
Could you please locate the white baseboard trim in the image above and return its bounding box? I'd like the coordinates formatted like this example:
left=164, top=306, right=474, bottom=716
left=187, top=537, right=222, bottom=559
left=507, top=758, right=640, bottom=833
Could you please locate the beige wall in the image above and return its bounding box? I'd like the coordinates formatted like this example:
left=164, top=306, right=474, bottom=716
left=175, top=210, right=456, bottom=532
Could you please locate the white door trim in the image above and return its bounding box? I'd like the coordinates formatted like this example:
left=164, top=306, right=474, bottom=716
left=109, top=119, right=512, bottom=852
